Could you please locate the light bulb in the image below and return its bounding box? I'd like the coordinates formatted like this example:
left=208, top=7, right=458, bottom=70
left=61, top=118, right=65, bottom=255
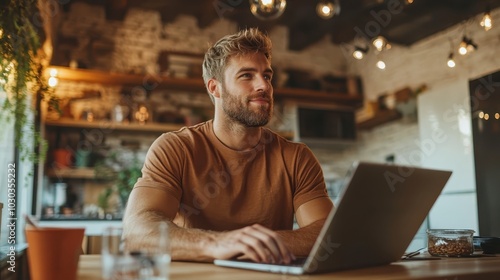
left=250, top=0, right=287, bottom=20
left=495, top=113, right=499, bottom=120
left=48, top=76, right=58, bottom=87
left=480, top=12, right=493, bottom=31
left=316, top=1, right=340, bottom=19
left=447, top=58, right=456, bottom=68
left=372, top=36, right=387, bottom=51
left=353, top=50, right=364, bottom=60
left=458, top=41, right=468, bottom=55
left=466, top=43, right=475, bottom=53
left=352, top=46, right=368, bottom=60
left=447, top=53, right=456, bottom=68
left=49, top=68, right=58, bottom=77
left=376, top=60, right=386, bottom=70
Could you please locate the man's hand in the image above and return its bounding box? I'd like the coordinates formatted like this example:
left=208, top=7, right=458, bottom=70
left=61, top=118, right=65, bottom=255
left=209, top=224, right=295, bottom=264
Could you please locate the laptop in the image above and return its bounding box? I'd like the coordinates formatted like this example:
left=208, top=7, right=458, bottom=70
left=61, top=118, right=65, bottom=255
left=214, top=161, right=452, bottom=274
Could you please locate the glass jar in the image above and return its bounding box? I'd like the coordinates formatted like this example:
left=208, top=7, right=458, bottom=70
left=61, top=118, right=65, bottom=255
left=427, top=229, right=475, bottom=257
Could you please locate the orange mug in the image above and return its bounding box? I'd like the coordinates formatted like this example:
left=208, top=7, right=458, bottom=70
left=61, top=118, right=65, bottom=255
left=25, top=227, right=85, bottom=280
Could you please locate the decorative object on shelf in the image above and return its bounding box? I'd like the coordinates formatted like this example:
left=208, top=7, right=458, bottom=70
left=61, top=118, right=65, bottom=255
left=249, top=0, right=287, bottom=20
left=133, top=103, right=151, bottom=124
left=111, top=102, right=130, bottom=123
left=131, top=86, right=153, bottom=125
left=53, top=148, right=73, bottom=168
left=75, top=148, right=91, bottom=168
left=53, top=182, right=67, bottom=214
left=0, top=0, right=58, bottom=163
left=80, top=105, right=95, bottom=122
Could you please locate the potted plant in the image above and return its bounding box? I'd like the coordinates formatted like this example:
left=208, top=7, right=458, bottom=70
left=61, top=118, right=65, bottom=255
left=94, top=149, right=142, bottom=211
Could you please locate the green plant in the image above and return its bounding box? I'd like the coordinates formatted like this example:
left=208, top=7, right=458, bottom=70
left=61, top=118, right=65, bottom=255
left=94, top=150, right=142, bottom=208
left=97, top=187, right=113, bottom=213
left=0, top=0, right=58, bottom=163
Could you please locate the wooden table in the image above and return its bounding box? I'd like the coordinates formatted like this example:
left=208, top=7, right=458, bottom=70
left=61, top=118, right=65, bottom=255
left=78, top=254, right=500, bottom=280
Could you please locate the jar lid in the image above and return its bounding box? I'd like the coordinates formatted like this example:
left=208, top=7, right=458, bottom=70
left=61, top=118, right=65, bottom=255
left=427, top=229, right=475, bottom=235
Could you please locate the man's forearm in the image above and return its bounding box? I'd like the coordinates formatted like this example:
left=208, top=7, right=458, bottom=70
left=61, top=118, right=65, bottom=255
left=123, top=209, right=318, bottom=263
left=123, top=210, right=216, bottom=262
left=276, top=219, right=326, bottom=258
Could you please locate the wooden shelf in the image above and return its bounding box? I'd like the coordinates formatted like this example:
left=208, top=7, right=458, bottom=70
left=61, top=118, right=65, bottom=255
left=47, top=167, right=96, bottom=179
left=45, top=118, right=184, bottom=133
left=49, top=66, right=206, bottom=92
left=357, top=110, right=402, bottom=130
left=48, top=66, right=363, bottom=107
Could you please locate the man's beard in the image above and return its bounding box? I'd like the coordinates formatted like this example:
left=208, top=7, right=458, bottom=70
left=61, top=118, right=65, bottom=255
left=220, top=84, right=273, bottom=127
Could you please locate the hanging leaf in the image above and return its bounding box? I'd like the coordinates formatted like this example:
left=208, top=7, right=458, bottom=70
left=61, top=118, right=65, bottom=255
left=0, top=0, right=57, bottom=165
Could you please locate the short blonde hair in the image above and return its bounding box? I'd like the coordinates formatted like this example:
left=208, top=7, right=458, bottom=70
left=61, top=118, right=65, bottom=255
left=202, top=28, right=272, bottom=102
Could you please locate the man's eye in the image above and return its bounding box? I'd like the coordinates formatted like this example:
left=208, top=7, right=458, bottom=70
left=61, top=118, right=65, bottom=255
left=241, top=73, right=252, bottom=78
left=264, top=75, right=272, bottom=80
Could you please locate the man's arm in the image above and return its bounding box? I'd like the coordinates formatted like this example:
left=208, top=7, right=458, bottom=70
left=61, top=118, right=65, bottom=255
left=123, top=186, right=295, bottom=263
left=276, top=197, right=333, bottom=257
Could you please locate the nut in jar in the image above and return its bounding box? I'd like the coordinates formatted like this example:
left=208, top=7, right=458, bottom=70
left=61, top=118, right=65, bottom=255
left=427, top=229, right=475, bottom=257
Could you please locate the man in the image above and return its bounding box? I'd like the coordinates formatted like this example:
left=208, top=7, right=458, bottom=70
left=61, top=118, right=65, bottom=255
left=123, top=28, right=333, bottom=264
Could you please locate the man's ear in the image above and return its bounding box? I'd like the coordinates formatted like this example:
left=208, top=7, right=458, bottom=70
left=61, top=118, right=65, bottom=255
left=207, top=78, right=220, bottom=99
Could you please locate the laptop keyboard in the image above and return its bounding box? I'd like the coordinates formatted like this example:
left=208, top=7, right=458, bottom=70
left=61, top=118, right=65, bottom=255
left=230, top=257, right=307, bottom=267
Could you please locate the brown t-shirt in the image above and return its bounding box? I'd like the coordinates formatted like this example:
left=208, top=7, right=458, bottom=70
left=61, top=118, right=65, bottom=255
left=134, top=120, right=329, bottom=231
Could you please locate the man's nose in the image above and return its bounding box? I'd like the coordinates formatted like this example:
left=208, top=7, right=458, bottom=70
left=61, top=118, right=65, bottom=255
left=255, top=75, right=272, bottom=92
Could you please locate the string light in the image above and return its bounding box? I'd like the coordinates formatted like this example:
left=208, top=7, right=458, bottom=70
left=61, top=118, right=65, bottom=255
left=480, top=8, right=493, bottom=31
left=446, top=38, right=456, bottom=68
left=48, top=68, right=58, bottom=87
left=249, top=0, right=287, bottom=20
left=447, top=53, right=456, bottom=68
left=458, top=36, right=477, bottom=55
left=372, top=36, right=388, bottom=51
left=316, top=0, right=340, bottom=19
left=376, top=60, right=386, bottom=70
left=352, top=46, right=368, bottom=60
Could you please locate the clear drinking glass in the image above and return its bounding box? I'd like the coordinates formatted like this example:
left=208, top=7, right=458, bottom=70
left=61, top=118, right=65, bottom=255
left=134, top=222, right=171, bottom=280
left=102, top=226, right=144, bottom=280
left=101, top=223, right=171, bottom=280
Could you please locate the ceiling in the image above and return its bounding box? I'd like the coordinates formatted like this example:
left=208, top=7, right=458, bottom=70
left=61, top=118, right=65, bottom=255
left=77, top=0, right=499, bottom=50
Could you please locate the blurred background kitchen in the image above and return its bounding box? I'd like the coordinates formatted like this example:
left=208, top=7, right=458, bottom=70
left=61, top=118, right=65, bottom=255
left=1, top=0, right=500, bottom=261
